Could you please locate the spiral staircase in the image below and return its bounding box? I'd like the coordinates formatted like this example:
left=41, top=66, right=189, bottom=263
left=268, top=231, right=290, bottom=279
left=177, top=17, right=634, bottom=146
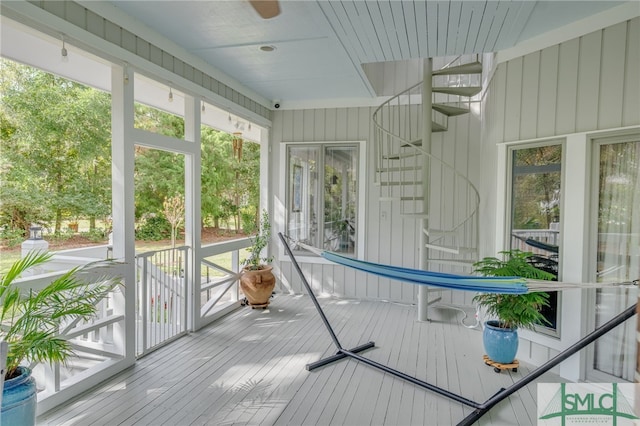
left=372, top=56, right=482, bottom=318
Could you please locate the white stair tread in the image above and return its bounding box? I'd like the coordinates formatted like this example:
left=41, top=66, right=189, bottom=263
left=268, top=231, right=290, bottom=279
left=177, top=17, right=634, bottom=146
left=378, top=181, right=422, bottom=186
left=423, top=228, right=458, bottom=237
left=376, top=166, right=420, bottom=172
left=433, top=86, right=481, bottom=97
left=432, top=103, right=470, bottom=117
left=425, top=243, right=477, bottom=255
left=379, top=196, right=424, bottom=201
left=400, top=213, right=429, bottom=219
left=432, top=61, right=482, bottom=76
left=383, top=152, right=421, bottom=160
left=426, top=258, right=476, bottom=267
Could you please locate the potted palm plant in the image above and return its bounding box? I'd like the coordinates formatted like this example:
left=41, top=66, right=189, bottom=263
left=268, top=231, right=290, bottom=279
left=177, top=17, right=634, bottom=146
left=472, top=250, right=554, bottom=364
left=1, top=251, right=121, bottom=425
left=240, top=210, right=276, bottom=308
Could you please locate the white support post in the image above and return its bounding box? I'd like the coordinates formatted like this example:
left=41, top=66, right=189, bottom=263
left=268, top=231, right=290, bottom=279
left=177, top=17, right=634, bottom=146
left=418, top=58, right=433, bottom=322
left=184, top=96, right=202, bottom=331
left=260, top=126, right=272, bottom=261
left=111, top=64, right=137, bottom=365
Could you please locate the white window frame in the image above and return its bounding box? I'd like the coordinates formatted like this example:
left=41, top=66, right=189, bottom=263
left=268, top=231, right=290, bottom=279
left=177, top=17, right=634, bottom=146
left=278, top=140, right=367, bottom=264
left=584, top=131, right=640, bottom=383
left=505, top=139, right=565, bottom=339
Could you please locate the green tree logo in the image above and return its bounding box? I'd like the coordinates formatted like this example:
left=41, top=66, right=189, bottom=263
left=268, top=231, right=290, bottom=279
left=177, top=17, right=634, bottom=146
left=538, top=383, right=638, bottom=425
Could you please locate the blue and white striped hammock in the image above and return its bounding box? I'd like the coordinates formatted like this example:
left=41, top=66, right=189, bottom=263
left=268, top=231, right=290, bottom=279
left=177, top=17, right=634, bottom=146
left=321, top=250, right=528, bottom=294
left=290, top=239, right=635, bottom=294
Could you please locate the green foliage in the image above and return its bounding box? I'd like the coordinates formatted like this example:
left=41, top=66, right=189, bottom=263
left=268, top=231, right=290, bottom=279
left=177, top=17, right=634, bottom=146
left=512, top=145, right=561, bottom=229
left=0, top=251, right=121, bottom=379
left=472, top=250, right=554, bottom=330
left=49, top=229, right=74, bottom=243
left=240, top=208, right=256, bottom=234
left=200, top=129, right=260, bottom=231
left=243, top=210, right=273, bottom=270
left=0, top=228, right=26, bottom=248
left=136, top=214, right=171, bottom=241
left=80, top=228, right=107, bottom=243
left=0, top=59, right=112, bottom=233
left=1, top=59, right=261, bottom=236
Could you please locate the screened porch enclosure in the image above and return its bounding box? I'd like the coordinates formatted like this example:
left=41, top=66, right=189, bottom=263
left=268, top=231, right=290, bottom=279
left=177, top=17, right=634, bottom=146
left=1, top=2, right=639, bottom=423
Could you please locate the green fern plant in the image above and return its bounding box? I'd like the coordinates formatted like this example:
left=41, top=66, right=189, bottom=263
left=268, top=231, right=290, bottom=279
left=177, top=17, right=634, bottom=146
left=243, top=210, right=273, bottom=271
left=1, top=251, right=121, bottom=380
left=472, top=250, right=554, bottom=330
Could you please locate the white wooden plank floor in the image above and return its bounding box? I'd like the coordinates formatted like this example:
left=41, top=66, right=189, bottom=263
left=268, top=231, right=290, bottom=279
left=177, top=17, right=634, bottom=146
left=38, top=294, right=564, bottom=426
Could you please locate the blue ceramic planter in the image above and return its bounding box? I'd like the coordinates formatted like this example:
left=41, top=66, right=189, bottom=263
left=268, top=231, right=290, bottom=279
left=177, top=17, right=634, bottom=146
left=483, top=320, right=518, bottom=364
left=1, top=366, right=37, bottom=426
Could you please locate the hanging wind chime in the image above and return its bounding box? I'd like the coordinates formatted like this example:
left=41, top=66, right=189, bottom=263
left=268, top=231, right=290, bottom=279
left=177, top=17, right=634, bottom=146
left=232, top=132, right=243, bottom=161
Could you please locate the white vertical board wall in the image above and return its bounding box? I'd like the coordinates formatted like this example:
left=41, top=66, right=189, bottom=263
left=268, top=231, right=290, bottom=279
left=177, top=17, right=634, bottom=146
left=481, top=17, right=639, bottom=256
left=491, top=18, right=639, bottom=145
left=480, top=17, right=640, bottom=380
left=272, top=106, right=481, bottom=304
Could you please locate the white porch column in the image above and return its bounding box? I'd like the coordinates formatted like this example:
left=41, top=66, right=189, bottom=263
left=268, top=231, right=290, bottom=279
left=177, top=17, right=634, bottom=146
left=418, top=58, right=433, bottom=321
left=184, top=96, right=202, bottom=331
left=111, top=63, right=137, bottom=364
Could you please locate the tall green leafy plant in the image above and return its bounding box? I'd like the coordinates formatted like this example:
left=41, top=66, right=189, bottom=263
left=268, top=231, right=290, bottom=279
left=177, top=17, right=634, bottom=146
left=1, top=251, right=120, bottom=379
left=472, top=250, right=554, bottom=330
left=243, top=210, right=273, bottom=271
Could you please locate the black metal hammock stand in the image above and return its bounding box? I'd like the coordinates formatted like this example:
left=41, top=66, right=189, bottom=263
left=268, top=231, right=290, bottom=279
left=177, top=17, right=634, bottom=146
left=278, top=233, right=637, bottom=426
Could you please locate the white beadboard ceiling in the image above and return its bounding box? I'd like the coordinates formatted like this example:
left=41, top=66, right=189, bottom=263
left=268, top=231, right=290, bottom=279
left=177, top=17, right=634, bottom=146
left=105, top=1, right=626, bottom=107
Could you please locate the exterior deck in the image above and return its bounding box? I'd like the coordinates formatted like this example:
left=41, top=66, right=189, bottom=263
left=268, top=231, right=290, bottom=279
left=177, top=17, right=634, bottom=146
left=38, top=294, right=563, bottom=425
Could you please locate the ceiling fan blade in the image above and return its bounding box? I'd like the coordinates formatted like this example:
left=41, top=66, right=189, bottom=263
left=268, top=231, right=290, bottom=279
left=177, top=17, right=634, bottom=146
left=249, top=0, right=280, bottom=19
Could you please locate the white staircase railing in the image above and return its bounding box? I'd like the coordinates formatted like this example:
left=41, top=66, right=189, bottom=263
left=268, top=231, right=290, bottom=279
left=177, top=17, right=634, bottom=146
left=373, top=56, right=481, bottom=269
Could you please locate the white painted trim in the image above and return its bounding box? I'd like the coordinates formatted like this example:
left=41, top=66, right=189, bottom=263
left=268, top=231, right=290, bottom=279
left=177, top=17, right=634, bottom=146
left=496, top=126, right=640, bottom=381
left=0, top=1, right=271, bottom=128
left=583, top=130, right=640, bottom=383
left=494, top=143, right=508, bottom=253
left=131, top=128, right=199, bottom=155
left=77, top=0, right=270, bottom=108
left=184, top=95, right=202, bottom=332
left=36, top=359, right=127, bottom=414
left=496, top=2, right=640, bottom=64
left=110, top=62, right=137, bottom=366
left=499, top=125, right=640, bottom=148
left=277, top=97, right=391, bottom=111
left=277, top=140, right=367, bottom=264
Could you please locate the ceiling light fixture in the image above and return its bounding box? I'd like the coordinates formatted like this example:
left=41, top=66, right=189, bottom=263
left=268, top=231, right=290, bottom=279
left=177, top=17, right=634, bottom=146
left=201, top=101, right=205, bottom=113
left=123, top=63, right=130, bottom=84
left=260, top=45, right=276, bottom=52
left=168, top=88, right=174, bottom=102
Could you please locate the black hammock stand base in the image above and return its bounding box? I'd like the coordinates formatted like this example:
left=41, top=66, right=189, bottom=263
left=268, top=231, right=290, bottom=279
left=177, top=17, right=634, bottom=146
left=278, top=233, right=637, bottom=426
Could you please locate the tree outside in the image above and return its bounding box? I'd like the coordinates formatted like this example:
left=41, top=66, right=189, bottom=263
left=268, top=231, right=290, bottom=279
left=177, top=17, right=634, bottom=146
left=0, top=59, right=261, bottom=270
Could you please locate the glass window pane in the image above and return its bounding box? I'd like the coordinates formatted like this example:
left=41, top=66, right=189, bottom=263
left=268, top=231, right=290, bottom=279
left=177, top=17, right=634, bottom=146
left=323, top=146, right=357, bottom=254
left=287, top=146, right=320, bottom=252
left=510, top=144, right=562, bottom=333
left=286, top=144, right=359, bottom=256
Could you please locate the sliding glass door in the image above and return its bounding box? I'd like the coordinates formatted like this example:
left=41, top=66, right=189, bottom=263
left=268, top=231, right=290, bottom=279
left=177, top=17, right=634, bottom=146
left=588, top=135, right=639, bottom=382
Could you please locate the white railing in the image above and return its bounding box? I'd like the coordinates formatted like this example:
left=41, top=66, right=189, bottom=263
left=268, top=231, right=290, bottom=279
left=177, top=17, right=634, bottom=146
left=135, top=246, right=189, bottom=357
left=199, top=238, right=252, bottom=326
left=12, top=262, right=126, bottom=404
left=511, top=229, right=560, bottom=256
